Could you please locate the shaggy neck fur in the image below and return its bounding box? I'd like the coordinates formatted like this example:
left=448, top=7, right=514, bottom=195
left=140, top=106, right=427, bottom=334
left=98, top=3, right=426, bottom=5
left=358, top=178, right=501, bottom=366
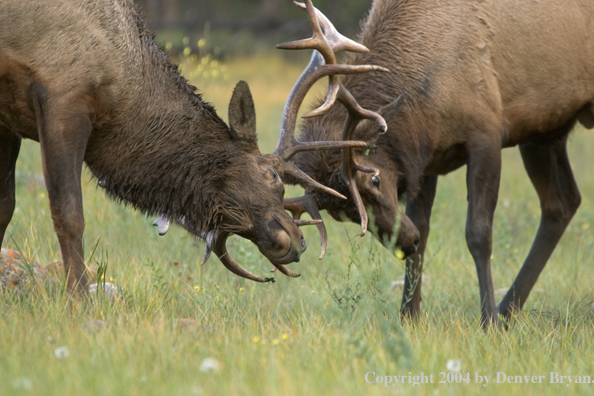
left=77, top=0, right=257, bottom=235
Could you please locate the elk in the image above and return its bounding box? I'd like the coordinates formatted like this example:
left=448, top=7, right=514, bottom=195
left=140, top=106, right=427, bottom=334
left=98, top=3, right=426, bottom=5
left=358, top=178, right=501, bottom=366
left=289, top=0, right=594, bottom=327
left=0, top=0, right=382, bottom=294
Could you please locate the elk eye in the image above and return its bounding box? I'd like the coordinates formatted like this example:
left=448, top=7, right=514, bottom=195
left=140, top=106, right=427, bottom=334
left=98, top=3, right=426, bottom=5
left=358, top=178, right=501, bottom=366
left=371, top=175, right=380, bottom=189
left=270, top=168, right=280, bottom=183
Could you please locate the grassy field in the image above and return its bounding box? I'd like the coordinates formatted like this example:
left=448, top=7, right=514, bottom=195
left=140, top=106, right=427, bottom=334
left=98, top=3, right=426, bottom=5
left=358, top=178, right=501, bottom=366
left=1, top=50, right=594, bottom=396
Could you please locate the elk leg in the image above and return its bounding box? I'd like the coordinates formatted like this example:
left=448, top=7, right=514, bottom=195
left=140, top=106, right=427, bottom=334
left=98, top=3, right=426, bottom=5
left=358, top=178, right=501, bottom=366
left=401, top=175, right=438, bottom=321
left=499, top=135, right=580, bottom=319
left=465, top=137, right=501, bottom=328
left=31, top=84, right=92, bottom=295
left=0, top=128, right=22, bottom=246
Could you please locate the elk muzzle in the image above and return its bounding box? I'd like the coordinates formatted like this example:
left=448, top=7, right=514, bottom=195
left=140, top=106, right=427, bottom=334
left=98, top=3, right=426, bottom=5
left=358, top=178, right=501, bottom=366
left=374, top=211, right=420, bottom=258
left=255, top=212, right=307, bottom=266
left=395, top=213, right=421, bottom=258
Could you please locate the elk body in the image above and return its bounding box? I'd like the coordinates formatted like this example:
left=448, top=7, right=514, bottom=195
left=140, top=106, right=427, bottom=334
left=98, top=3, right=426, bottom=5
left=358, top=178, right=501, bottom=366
left=0, top=0, right=382, bottom=293
left=293, top=0, right=594, bottom=326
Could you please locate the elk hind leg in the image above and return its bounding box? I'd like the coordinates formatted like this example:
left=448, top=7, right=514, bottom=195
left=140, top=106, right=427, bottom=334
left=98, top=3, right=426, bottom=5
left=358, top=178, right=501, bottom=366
left=0, top=128, right=21, bottom=246
left=31, top=83, right=92, bottom=295
left=499, top=134, right=580, bottom=320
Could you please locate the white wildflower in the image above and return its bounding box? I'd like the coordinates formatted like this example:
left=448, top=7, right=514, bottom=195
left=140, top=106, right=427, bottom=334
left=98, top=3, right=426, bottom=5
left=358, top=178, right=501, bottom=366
left=54, top=346, right=70, bottom=359
left=446, top=359, right=461, bottom=372
left=199, top=357, right=220, bottom=373
left=89, top=282, right=121, bottom=303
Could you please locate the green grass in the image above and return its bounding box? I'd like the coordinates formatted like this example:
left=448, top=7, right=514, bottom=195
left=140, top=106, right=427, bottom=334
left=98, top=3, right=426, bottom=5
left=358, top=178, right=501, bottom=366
left=2, top=52, right=594, bottom=396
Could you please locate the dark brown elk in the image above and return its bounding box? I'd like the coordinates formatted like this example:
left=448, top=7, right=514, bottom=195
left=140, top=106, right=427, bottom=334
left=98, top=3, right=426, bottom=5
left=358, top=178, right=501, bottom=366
left=0, top=0, right=381, bottom=294
left=289, top=0, right=594, bottom=327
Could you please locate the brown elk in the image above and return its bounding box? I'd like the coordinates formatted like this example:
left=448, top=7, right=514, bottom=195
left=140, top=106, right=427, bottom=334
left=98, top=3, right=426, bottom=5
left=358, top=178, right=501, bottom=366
left=289, top=0, right=594, bottom=327
left=0, top=0, right=383, bottom=294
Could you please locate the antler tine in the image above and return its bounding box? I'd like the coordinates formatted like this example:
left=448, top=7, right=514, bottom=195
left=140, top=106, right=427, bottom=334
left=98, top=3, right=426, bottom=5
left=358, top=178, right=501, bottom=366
left=213, top=233, right=276, bottom=283
left=304, top=73, right=341, bottom=119
left=283, top=1, right=369, bottom=56
left=342, top=113, right=370, bottom=236
left=277, top=1, right=334, bottom=63
left=282, top=160, right=346, bottom=199
left=284, top=195, right=327, bottom=259
left=293, top=1, right=370, bottom=54
left=338, top=85, right=388, bottom=134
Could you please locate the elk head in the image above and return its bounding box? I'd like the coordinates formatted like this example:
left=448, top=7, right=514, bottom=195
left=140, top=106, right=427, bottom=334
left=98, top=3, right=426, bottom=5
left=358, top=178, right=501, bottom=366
left=154, top=0, right=390, bottom=280
left=153, top=79, right=308, bottom=282
left=278, top=1, right=420, bottom=257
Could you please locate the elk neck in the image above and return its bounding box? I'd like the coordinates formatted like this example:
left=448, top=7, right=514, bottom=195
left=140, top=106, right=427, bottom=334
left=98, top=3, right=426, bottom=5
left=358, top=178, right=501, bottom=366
left=79, top=1, right=256, bottom=236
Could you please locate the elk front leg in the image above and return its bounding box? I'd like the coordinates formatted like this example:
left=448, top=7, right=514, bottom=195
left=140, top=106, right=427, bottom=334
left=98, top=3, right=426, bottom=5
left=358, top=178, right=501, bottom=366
left=465, top=137, right=501, bottom=328
left=31, top=84, right=92, bottom=295
left=401, top=175, right=438, bottom=321
left=0, top=128, right=21, bottom=246
left=499, top=135, right=580, bottom=320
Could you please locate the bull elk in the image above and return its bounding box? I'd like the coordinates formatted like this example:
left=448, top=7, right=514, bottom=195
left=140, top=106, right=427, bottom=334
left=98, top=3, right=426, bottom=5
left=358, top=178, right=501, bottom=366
left=0, top=0, right=383, bottom=294
left=289, top=0, right=594, bottom=327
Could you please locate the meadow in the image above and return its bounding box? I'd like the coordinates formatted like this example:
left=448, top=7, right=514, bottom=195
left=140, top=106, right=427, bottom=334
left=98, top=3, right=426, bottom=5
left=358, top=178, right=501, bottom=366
left=1, top=47, right=594, bottom=396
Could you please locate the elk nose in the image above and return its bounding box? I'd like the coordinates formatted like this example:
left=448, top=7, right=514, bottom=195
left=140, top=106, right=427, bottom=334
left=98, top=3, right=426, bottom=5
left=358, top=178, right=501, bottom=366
left=300, top=236, right=307, bottom=252
left=402, top=245, right=416, bottom=258
left=287, top=235, right=307, bottom=263
left=400, top=237, right=420, bottom=259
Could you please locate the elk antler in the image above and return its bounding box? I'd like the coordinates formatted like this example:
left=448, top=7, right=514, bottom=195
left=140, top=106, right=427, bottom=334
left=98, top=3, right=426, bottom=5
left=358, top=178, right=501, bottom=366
left=276, top=0, right=389, bottom=238
left=274, top=0, right=388, bottom=200
left=212, top=232, right=277, bottom=282
left=153, top=215, right=301, bottom=282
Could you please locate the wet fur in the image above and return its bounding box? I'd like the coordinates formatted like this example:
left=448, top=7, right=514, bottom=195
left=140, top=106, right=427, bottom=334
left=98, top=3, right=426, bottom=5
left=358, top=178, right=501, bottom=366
left=0, top=0, right=264, bottom=234
left=0, top=0, right=292, bottom=292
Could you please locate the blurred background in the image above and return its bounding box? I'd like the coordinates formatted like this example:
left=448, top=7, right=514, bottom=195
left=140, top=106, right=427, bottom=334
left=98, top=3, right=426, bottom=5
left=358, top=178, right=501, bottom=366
left=136, top=0, right=373, bottom=56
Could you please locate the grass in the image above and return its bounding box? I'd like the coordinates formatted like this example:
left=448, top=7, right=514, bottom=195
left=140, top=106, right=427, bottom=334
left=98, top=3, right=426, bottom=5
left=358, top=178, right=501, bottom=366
left=1, top=49, right=594, bottom=396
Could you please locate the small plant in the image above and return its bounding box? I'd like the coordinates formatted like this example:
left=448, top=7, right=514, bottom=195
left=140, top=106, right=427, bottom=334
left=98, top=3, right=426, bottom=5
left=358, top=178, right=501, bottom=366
left=10, top=237, right=37, bottom=288
left=324, top=230, right=413, bottom=367
left=95, top=253, right=108, bottom=287
left=323, top=215, right=375, bottom=318
left=146, top=260, right=170, bottom=299
left=325, top=251, right=362, bottom=320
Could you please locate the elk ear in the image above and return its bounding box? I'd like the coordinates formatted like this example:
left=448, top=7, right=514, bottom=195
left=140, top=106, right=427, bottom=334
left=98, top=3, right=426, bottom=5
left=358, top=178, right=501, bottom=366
left=379, top=93, right=405, bottom=124
left=228, top=80, right=257, bottom=144
left=354, top=94, right=405, bottom=143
